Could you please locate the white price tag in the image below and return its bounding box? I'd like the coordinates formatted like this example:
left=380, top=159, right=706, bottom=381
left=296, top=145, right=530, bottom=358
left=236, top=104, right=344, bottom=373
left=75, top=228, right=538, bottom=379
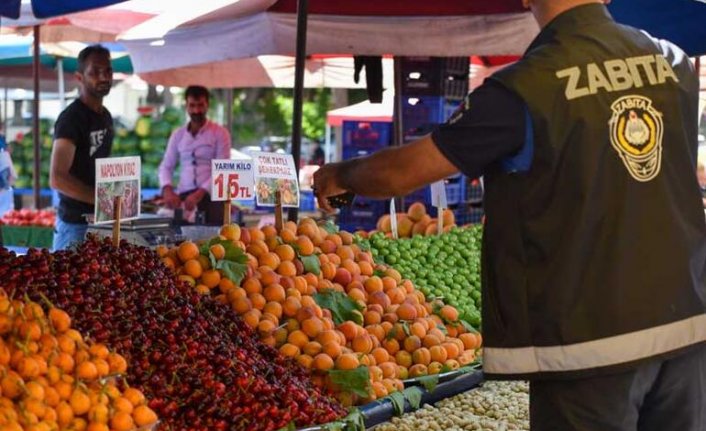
left=390, top=199, right=399, bottom=240
left=210, top=159, right=254, bottom=202
left=430, top=181, right=448, bottom=209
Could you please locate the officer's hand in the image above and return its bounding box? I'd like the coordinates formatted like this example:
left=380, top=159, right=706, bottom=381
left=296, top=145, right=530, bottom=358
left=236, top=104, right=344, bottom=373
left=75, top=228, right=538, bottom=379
left=312, top=163, right=348, bottom=214
left=184, top=189, right=206, bottom=211
left=163, top=187, right=181, bottom=209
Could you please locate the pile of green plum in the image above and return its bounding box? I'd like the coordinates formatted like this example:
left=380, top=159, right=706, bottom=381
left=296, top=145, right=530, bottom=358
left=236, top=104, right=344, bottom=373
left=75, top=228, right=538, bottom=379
left=365, top=225, right=483, bottom=328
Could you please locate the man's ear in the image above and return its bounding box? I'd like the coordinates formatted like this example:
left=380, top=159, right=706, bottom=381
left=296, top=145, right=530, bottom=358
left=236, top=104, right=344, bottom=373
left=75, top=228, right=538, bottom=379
left=74, top=71, right=83, bottom=84
left=521, top=0, right=532, bottom=8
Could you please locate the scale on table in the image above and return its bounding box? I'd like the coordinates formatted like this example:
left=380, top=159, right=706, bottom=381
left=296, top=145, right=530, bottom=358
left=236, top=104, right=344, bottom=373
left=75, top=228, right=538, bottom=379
left=85, top=213, right=181, bottom=247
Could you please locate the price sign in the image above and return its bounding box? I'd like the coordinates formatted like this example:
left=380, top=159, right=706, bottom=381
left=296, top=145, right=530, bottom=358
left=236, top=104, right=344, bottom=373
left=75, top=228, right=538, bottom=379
left=251, top=152, right=300, bottom=208
left=94, top=156, right=141, bottom=225
left=211, top=159, right=254, bottom=201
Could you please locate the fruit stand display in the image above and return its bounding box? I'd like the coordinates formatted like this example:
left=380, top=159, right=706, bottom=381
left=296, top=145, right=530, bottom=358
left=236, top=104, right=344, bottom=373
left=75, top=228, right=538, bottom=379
left=373, top=381, right=529, bottom=431
left=0, top=293, right=158, bottom=430
left=0, top=213, right=489, bottom=430
left=9, top=119, right=54, bottom=190
left=158, top=219, right=483, bottom=409
left=0, top=209, right=56, bottom=249
left=361, top=202, right=483, bottom=328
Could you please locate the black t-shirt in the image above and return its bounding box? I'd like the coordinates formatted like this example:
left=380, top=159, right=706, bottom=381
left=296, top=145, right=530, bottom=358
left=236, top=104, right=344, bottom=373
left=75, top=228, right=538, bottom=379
left=431, top=80, right=527, bottom=179
left=54, top=99, right=113, bottom=223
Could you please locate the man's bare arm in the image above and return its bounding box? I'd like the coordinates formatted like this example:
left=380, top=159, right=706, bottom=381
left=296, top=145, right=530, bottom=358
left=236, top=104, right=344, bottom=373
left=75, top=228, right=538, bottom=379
left=49, top=138, right=95, bottom=204
left=313, top=135, right=459, bottom=211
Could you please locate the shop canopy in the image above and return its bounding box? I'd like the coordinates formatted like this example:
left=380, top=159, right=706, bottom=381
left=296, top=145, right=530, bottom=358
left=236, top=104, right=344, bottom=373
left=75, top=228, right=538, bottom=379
left=120, top=0, right=539, bottom=74
left=0, top=0, right=128, bottom=19
left=137, top=55, right=394, bottom=89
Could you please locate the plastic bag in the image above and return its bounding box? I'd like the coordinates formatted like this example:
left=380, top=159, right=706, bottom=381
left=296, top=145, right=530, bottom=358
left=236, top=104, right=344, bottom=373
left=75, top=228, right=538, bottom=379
left=0, top=150, right=15, bottom=192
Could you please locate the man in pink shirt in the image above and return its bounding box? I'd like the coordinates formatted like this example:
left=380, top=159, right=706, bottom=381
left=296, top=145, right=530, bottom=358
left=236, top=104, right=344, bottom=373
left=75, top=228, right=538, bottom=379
left=158, top=86, right=231, bottom=224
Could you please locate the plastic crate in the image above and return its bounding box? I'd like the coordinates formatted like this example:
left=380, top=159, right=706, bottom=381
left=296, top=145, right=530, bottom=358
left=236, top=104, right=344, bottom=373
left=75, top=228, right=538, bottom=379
left=299, top=190, right=316, bottom=212
left=338, top=197, right=387, bottom=232
left=453, top=206, right=484, bottom=226
left=400, top=57, right=469, bottom=99
left=466, top=178, right=484, bottom=203
left=402, top=96, right=446, bottom=138
left=342, top=121, right=392, bottom=150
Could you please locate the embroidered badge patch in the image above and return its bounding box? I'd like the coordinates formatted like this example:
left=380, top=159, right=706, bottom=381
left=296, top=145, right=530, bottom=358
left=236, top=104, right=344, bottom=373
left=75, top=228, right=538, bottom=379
left=609, top=95, right=663, bottom=182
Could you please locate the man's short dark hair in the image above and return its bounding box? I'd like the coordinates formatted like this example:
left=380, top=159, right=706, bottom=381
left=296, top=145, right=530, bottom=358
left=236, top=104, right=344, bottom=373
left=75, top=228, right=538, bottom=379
left=77, top=44, right=110, bottom=73
left=185, top=86, right=210, bottom=102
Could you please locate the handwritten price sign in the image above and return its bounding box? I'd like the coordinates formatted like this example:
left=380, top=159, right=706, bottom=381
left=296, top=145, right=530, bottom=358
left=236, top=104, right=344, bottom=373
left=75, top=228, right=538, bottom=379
left=211, top=159, right=254, bottom=201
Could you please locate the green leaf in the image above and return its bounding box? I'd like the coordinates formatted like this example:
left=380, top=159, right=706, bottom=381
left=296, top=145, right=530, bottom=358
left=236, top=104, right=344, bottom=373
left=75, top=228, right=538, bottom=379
left=328, top=366, right=370, bottom=398
left=300, top=254, right=321, bottom=276
left=403, top=386, right=424, bottom=410
left=215, top=260, right=248, bottom=285
left=417, top=374, right=440, bottom=393
left=386, top=325, right=398, bottom=341
left=460, top=319, right=480, bottom=334
left=436, top=324, right=448, bottom=335
left=275, top=422, right=296, bottom=431
left=401, top=321, right=411, bottom=337
left=342, top=408, right=365, bottom=431
left=198, top=241, right=211, bottom=256
left=313, top=289, right=364, bottom=325
left=373, top=269, right=386, bottom=278
left=320, top=220, right=340, bottom=234
left=203, top=238, right=249, bottom=264
left=388, top=391, right=406, bottom=416
left=207, top=251, right=217, bottom=269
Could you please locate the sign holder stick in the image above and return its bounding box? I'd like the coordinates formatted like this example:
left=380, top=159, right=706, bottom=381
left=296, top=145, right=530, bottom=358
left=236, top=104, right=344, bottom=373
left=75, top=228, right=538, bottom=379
left=275, top=190, right=283, bottom=231
left=112, top=196, right=122, bottom=247
left=223, top=186, right=232, bottom=226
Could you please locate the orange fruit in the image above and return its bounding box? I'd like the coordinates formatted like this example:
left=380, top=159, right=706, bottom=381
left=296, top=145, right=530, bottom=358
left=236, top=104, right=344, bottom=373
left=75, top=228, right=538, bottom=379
left=263, top=301, right=283, bottom=319
left=287, top=330, right=309, bottom=348
left=274, top=244, right=296, bottom=262
left=241, top=310, right=261, bottom=329
left=295, top=236, right=315, bottom=256
left=133, top=405, right=158, bottom=427
left=395, top=350, right=413, bottom=368
left=412, top=347, right=431, bottom=366
left=301, top=318, right=324, bottom=338
left=232, top=297, right=253, bottom=314
left=396, top=303, right=418, bottom=321
left=312, top=353, right=334, bottom=371
left=248, top=293, right=267, bottom=311
left=322, top=341, right=342, bottom=359
left=439, top=305, right=459, bottom=322
left=303, top=341, right=323, bottom=356
left=379, top=361, right=398, bottom=379
left=430, top=345, right=448, bottom=363
left=279, top=343, right=300, bottom=358
left=382, top=338, right=400, bottom=356
left=352, top=334, right=373, bottom=354
left=422, top=334, right=441, bottom=348
left=220, top=224, right=241, bottom=241
left=296, top=354, right=314, bottom=369
left=277, top=261, right=297, bottom=277
left=263, top=284, right=286, bottom=303
left=177, top=241, right=200, bottom=263
left=282, top=297, right=302, bottom=318
left=371, top=347, right=390, bottom=364
left=403, top=336, right=422, bottom=353
left=259, top=252, right=281, bottom=270
left=201, top=269, right=221, bottom=288
left=183, top=259, right=203, bottom=279
left=49, top=308, right=71, bottom=333
left=70, top=388, right=91, bottom=415
left=110, top=411, right=135, bottom=431
left=335, top=353, right=360, bottom=370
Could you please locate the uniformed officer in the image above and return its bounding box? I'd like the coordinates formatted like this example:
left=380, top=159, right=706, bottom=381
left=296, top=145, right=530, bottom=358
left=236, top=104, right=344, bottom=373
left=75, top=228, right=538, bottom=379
left=313, top=1, right=706, bottom=429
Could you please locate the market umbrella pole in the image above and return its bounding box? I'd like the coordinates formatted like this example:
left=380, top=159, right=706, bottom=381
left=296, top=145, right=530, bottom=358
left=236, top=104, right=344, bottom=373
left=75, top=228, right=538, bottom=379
left=287, top=0, right=308, bottom=223
left=32, top=25, right=41, bottom=210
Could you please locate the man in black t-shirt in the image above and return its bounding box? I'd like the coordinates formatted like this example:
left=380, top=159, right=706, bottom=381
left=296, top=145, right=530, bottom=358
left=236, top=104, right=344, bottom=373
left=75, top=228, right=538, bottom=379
left=50, top=45, right=114, bottom=250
